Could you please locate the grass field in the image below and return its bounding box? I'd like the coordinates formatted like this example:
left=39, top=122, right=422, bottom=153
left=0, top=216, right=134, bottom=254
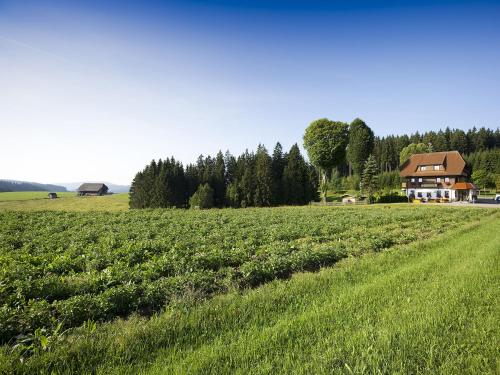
left=0, top=199, right=498, bottom=374
left=0, top=191, right=75, bottom=201
left=0, top=209, right=498, bottom=374
left=0, top=192, right=129, bottom=211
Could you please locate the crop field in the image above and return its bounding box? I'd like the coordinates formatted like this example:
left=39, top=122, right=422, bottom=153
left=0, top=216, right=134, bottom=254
left=0, top=193, right=129, bottom=211
left=0, top=204, right=498, bottom=373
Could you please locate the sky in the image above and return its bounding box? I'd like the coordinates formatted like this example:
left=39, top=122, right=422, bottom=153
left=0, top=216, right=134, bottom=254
left=1, top=0, right=499, bottom=185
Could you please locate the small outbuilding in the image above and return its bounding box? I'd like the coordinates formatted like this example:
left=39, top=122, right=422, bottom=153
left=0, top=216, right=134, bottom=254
left=77, top=183, right=109, bottom=196
left=341, top=194, right=365, bottom=204
left=47, top=192, right=58, bottom=199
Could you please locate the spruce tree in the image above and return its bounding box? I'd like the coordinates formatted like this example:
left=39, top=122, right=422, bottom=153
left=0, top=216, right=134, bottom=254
left=271, top=142, right=286, bottom=205
left=360, top=155, right=379, bottom=203
left=282, top=144, right=307, bottom=205
left=213, top=151, right=226, bottom=207
left=254, top=145, right=273, bottom=206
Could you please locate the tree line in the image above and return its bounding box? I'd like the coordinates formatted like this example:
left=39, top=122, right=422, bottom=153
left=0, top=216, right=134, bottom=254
left=130, top=119, right=499, bottom=209
left=130, top=143, right=319, bottom=209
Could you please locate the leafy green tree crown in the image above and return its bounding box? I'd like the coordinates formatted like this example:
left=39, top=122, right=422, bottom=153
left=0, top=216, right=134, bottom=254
left=347, top=118, right=374, bottom=175
left=303, top=118, right=349, bottom=173
left=399, top=143, right=429, bottom=165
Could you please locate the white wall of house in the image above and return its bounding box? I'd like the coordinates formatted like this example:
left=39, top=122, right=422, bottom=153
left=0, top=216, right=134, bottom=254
left=405, top=188, right=454, bottom=200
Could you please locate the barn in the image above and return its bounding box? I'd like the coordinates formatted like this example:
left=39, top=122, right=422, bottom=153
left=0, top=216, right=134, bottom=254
left=77, top=183, right=109, bottom=196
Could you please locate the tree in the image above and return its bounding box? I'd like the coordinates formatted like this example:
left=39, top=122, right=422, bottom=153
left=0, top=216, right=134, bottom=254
left=213, top=151, right=226, bottom=207
left=271, top=142, right=286, bottom=205
left=496, top=175, right=500, bottom=192
left=189, top=183, right=214, bottom=209
left=347, top=118, right=374, bottom=176
left=471, top=169, right=492, bottom=191
left=303, top=118, right=349, bottom=201
left=399, top=143, right=428, bottom=165
left=450, top=130, right=468, bottom=154
left=360, top=155, right=379, bottom=203
left=282, top=144, right=308, bottom=205
left=253, top=145, right=273, bottom=206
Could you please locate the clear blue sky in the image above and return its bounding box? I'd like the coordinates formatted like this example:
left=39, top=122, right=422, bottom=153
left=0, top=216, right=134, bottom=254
left=1, top=0, right=499, bottom=185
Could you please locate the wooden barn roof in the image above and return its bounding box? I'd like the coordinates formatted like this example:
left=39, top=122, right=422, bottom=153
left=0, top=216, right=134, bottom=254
left=77, top=183, right=108, bottom=192
left=399, top=151, right=467, bottom=177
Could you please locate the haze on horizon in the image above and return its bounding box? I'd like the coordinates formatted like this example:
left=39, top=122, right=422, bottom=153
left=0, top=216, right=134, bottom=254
left=1, top=0, right=499, bottom=185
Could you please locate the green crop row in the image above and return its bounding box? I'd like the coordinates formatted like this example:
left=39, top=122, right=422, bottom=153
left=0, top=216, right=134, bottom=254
left=0, top=206, right=490, bottom=344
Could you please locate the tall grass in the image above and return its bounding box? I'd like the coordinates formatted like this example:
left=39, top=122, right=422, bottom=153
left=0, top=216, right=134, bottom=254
left=2, top=213, right=498, bottom=374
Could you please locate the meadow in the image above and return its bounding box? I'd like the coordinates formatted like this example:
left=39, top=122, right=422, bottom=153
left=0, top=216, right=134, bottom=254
left=0, top=192, right=75, bottom=201
left=0, top=193, right=498, bottom=374
left=0, top=193, right=129, bottom=211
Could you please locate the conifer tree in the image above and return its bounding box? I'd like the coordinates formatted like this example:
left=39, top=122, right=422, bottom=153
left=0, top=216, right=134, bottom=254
left=271, top=142, right=286, bottom=205
left=283, top=144, right=307, bottom=205
left=254, top=145, right=273, bottom=206
left=213, top=151, right=226, bottom=207
left=360, top=155, right=379, bottom=203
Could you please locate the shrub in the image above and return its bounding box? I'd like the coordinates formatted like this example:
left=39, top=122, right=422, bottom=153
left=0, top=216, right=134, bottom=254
left=189, top=184, right=214, bottom=209
left=375, top=192, right=408, bottom=203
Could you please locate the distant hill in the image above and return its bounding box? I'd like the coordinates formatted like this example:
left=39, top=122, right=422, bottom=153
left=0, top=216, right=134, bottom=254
left=58, top=182, right=130, bottom=193
left=0, top=180, right=68, bottom=192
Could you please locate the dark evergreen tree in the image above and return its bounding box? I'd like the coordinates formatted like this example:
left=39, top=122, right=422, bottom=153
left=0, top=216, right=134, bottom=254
left=283, top=144, right=308, bottom=205
left=271, top=142, right=286, bottom=205
left=360, top=154, right=379, bottom=203
left=254, top=145, right=273, bottom=206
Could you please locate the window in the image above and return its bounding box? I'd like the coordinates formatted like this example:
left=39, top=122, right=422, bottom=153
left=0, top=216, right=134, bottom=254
left=434, top=165, right=440, bottom=170
left=417, top=192, right=422, bottom=198
left=411, top=178, right=415, bottom=182
left=444, top=190, right=450, bottom=198
left=436, top=190, right=442, bottom=198
left=421, top=166, right=428, bottom=171
left=418, top=178, right=423, bottom=183
left=436, top=177, right=441, bottom=183
left=445, top=177, right=450, bottom=183
left=427, top=192, right=432, bottom=198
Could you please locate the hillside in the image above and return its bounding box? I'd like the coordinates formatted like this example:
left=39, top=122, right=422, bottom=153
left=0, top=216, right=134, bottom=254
left=0, top=180, right=67, bottom=192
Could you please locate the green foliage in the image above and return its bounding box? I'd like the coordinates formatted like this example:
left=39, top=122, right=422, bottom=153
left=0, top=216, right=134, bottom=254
left=189, top=184, right=214, bottom=209
left=377, top=171, right=401, bottom=190
left=254, top=145, right=273, bottom=206
left=0, top=206, right=489, bottom=346
left=303, top=118, right=349, bottom=172
left=375, top=192, right=408, bottom=203
left=496, top=175, right=500, bottom=192
left=471, top=169, right=494, bottom=190
left=399, top=143, right=429, bottom=165
left=360, top=155, right=379, bottom=202
left=1, top=212, right=497, bottom=374
left=347, top=118, right=375, bottom=175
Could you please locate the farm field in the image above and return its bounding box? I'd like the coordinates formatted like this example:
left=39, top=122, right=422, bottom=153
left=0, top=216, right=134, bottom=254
left=0, top=207, right=498, bottom=374
left=0, top=192, right=129, bottom=211
left=0, top=191, right=75, bottom=201
left=0, top=204, right=498, bottom=372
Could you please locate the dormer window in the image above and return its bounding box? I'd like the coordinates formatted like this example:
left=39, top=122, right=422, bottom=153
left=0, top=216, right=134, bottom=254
left=420, top=166, right=428, bottom=171
left=433, top=165, right=441, bottom=170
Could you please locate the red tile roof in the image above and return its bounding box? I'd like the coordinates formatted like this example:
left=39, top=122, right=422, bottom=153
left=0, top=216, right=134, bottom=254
left=452, top=182, right=476, bottom=190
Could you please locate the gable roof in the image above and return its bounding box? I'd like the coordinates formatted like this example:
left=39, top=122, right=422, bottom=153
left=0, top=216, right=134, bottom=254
left=77, top=183, right=108, bottom=192
left=399, top=151, right=467, bottom=177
